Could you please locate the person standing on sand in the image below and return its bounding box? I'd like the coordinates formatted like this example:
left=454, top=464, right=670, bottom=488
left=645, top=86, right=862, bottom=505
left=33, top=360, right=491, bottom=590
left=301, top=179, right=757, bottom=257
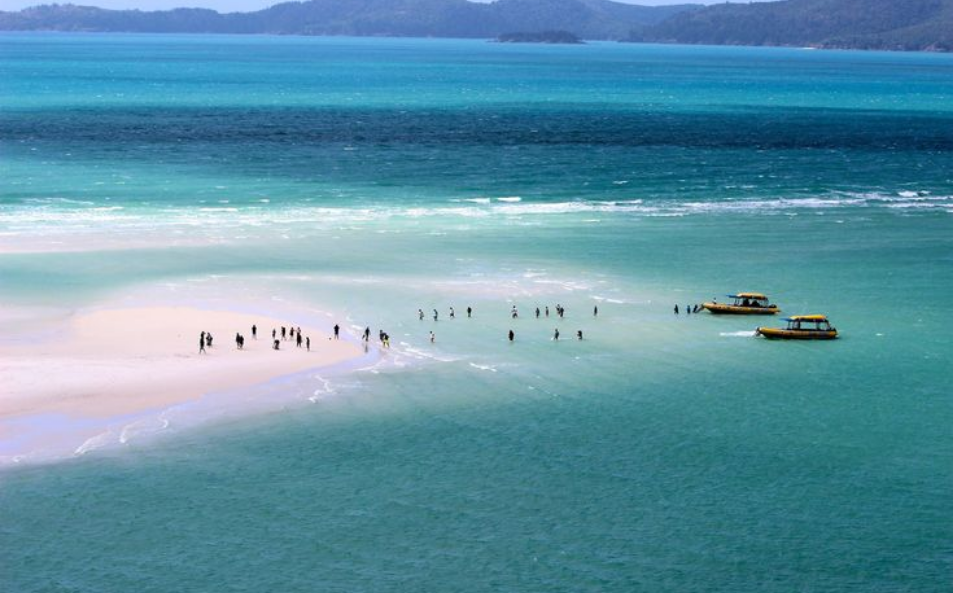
left=333, top=324, right=340, bottom=339
left=236, top=333, right=242, bottom=349
left=545, top=306, right=550, bottom=317
left=364, top=327, right=371, bottom=342
left=252, top=324, right=257, bottom=339
left=553, top=328, right=560, bottom=341
left=430, top=331, right=435, bottom=343
left=199, top=334, right=206, bottom=354
left=296, top=332, right=303, bottom=348
left=206, top=333, right=213, bottom=348
left=272, top=328, right=276, bottom=340
left=467, top=306, right=472, bottom=318
left=508, top=329, right=514, bottom=342
left=281, top=326, right=287, bottom=340
left=273, top=339, right=280, bottom=350
left=306, top=336, right=310, bottom=351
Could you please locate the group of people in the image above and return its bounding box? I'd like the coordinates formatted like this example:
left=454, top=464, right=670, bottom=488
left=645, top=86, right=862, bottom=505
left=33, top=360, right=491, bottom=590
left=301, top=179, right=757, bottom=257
left=268, top=325, right=311, bottom=351
left=420, top=306, right=474, bottom=321
left=356, top=325, right=389, bottom=348
left=509, top=304, right=573, bottom=320
left=198, top=331, right=214, bottom=353
left=199, top=301, right=598, bottom=356
left=199, top=322, right=317, bottom=354
left=507, top=328, right=583, bottom=342
left=422, top=303, right=595, bottom=344
left=674, top=304, right=702, bottom=315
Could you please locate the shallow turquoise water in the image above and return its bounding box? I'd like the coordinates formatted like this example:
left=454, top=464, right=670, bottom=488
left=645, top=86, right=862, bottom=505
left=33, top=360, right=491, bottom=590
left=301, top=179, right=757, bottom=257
left=1, top=34, right=951, bottom=591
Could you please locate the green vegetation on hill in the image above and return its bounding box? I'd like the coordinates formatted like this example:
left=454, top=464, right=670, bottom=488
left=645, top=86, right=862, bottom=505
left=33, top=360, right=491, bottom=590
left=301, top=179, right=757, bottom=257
left=3, top=0, right=949, bottom=51
left=0, top=0, right=697, bottom=40
left=634, top=0, right=953, bottom=52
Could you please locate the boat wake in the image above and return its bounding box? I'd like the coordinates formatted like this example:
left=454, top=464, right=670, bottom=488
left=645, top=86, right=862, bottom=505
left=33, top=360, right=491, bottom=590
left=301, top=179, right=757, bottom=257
left=720, top=330, right=757, bottom=338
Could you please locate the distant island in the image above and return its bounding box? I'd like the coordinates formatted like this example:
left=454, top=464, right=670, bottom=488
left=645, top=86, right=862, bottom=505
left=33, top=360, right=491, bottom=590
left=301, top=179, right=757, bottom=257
left=0, top=0, right=694, bottom=41
left=496, top=31, right=583, bottom=44
left=0, top=0, right=950, bottom=52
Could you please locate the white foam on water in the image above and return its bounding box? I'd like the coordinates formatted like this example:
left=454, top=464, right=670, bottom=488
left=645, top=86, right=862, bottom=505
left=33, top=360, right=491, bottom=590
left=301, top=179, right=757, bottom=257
left=720, top=330, right=757, bottom=338
left=593, top=296, right=626, bottom=304
left=308, top=376, right=336, bottom=403
left=74, top=430, right=116, bottom=456
left=469, top=362, right=498, bottom=373
left=5, top=192, right=952, bottom=251
left=395, top=342, right=460, bottom=363
left=119, top=415, right=170, bottom=444
left=531, top=278, right=592, bottom=292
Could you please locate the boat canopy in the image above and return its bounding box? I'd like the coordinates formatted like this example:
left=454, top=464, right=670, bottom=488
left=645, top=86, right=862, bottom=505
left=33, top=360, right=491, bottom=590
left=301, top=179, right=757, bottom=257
left=786, top=315, right=828, bottom=322
left=729, top=292, right=768, bottom=300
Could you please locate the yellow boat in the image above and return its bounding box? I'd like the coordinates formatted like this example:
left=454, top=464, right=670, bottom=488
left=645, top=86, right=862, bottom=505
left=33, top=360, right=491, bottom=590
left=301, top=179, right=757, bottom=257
left=757, top=315, right=838, bottom=340
left=702, top=292, right=780, bottom=315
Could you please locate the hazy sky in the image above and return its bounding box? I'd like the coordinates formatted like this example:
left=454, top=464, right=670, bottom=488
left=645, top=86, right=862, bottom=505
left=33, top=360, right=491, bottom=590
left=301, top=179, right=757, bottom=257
left=4, top=0, right=749, bottom=13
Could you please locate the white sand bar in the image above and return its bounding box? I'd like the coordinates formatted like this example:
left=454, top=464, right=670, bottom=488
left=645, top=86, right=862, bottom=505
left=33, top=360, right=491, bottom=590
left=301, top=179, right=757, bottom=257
left=0, top=306, right=363, bottom=420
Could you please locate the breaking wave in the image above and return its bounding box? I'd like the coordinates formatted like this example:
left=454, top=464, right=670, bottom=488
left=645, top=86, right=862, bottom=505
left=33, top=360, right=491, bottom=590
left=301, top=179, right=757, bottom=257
left=2, top=191, right=949, bottom=246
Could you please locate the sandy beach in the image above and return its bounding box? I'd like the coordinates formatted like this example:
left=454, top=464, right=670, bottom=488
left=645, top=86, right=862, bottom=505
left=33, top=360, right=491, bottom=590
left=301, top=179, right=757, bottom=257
left=0, top=306, right=364, bottom=421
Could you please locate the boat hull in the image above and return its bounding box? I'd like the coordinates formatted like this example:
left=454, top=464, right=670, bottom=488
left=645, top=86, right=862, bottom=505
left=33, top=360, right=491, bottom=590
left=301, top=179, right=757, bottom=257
left=756, top=327, right=838, bottom=340
left=703, top=302, right=779, bottom=315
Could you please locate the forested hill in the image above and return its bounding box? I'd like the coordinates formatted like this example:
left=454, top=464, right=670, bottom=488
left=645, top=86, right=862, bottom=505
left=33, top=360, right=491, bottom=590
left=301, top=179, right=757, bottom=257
left=0, top=0, right=697, bottom=40
left=635, top=0, right=953, bottom=52
left=4, top=0, right=950, bottom=51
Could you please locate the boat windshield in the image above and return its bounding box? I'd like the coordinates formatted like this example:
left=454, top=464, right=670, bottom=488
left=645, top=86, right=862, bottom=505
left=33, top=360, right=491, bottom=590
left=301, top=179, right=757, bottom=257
left=733, top=296, right=768, bottom=307
left=786, top=319, right=832, bottom=331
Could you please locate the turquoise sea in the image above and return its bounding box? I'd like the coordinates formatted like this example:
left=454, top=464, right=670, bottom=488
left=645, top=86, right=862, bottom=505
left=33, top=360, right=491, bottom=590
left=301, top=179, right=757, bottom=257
left=1, top=34, right=952, bottom=591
